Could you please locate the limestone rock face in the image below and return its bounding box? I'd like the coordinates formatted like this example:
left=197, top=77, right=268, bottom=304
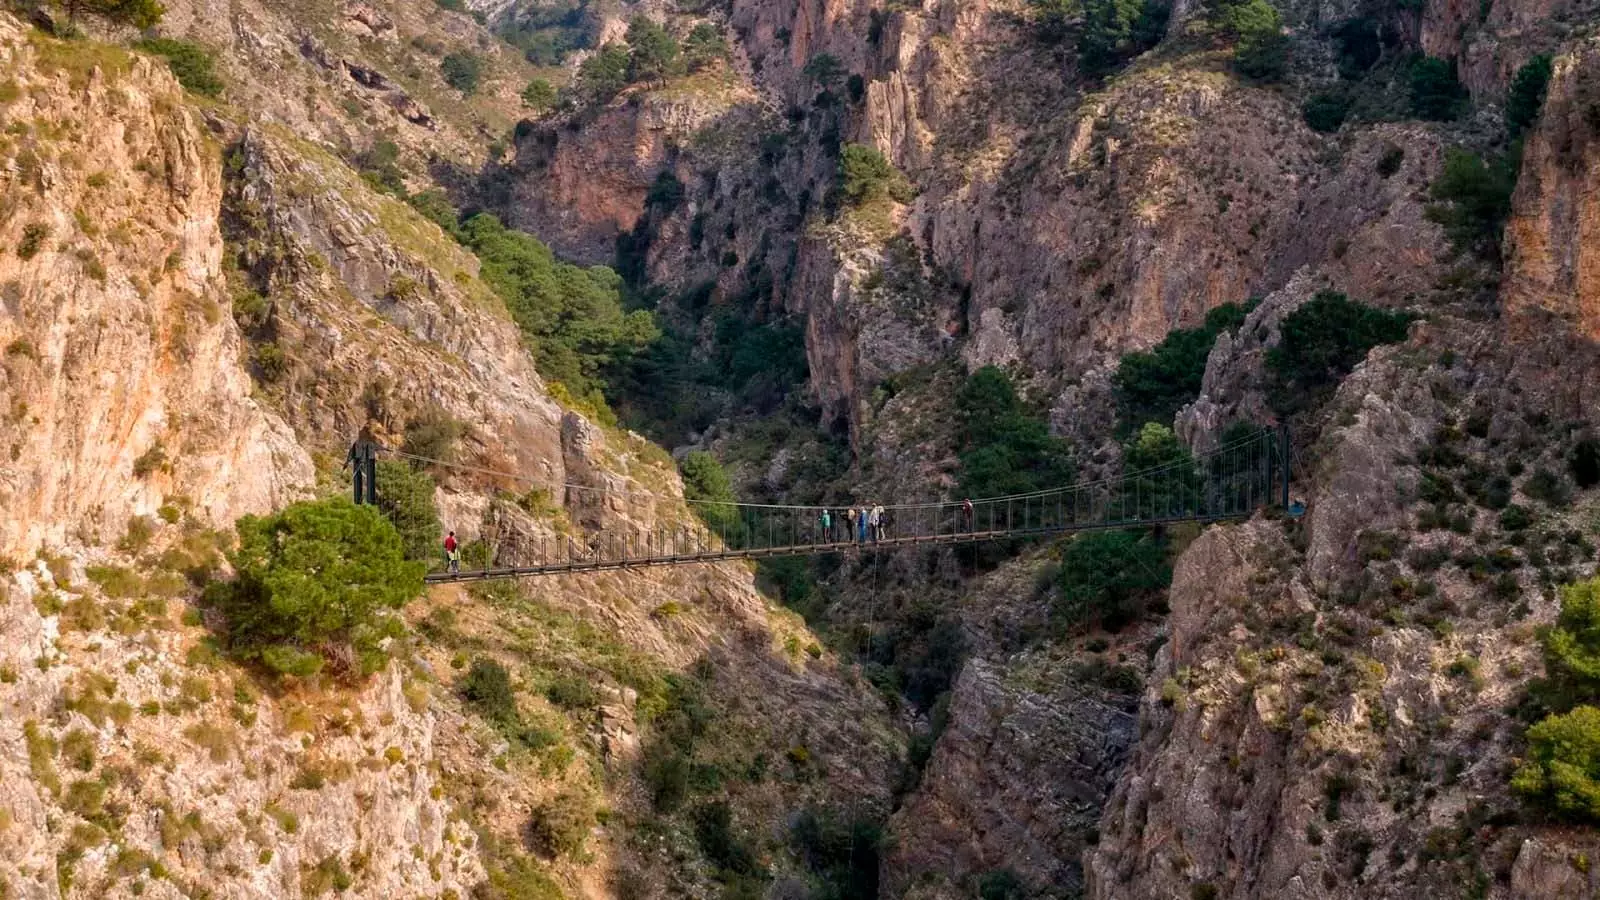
left=0, top=19, right=310, bottom=563
left=882, top=658, right=1138, bottom=897
left=1504, top=39, right=1600, bottom=342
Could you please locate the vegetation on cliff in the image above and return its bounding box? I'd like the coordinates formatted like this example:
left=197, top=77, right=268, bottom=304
left=204, top=498, right=425, bottom=679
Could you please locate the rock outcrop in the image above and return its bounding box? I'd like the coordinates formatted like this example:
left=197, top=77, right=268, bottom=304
left=0, top=18, right=309, bottom=564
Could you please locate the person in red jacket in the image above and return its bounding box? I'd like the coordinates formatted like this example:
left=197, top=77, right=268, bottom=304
left=443, top=531, right=460, bottom=574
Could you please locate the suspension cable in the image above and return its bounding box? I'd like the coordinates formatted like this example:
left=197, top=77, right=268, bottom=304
left=381, top=427, right=1280, bottom=517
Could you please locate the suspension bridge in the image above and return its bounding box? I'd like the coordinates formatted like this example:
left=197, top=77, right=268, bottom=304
left=393, top=426, right=1292, bottom=583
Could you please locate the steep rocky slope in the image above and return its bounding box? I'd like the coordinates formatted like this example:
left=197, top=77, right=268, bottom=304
left=0, top=14, right=900, bottom=898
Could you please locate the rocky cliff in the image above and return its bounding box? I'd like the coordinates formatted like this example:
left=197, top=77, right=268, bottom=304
left=0, top=13, right=900, bottom=898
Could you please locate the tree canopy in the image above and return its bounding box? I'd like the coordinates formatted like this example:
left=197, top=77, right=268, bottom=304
left=626, top=16, right=681, bottom=84
left=460, top=213, right=657, bottom=403
left=1265, top=291, right=1413, bottom=415
left=956, top=366, right=1075, bottom=499
left=1113, top=301, right=1249, bottom=432
left=206, top=498, right=425, bottom=679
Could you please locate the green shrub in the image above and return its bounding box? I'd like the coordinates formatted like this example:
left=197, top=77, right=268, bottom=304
left=681, top=451, right=746, bottom=544
left=1055, top=529, right=1170, bottom=631
left=1512, top=705, right=1600, bottom=822
left=789, top=808, right=882, bottom=900
left=1505, top=54, right=1553, bottom=139
left=1570, top=438, right=1600, bottom=489
left=373, top=460, right=441, bottom=563
left=683, top=23, right=729, bottom=71
left=1408, top=56, right=1466, bottom=121
left=543, top=671, right=600, bottom=710
left=838, top=143, right=914, bottom=206
left=691, top=801, right=761, bottom=875
left=1119, top=422, right=1199, bottom=515
left=526, top=787, right=594, bottom=858
left=440, top=51, right=483, bottom=94
left=1499, top=504, right=1533, bottom=531
left=977, top=870, right=1028, bottom=900
left=1525, top=468, right=1573, bottom=507
left=204, top=498, right=424, bottom=679
left=1265, top=291, right=1413, bottom=416
left=82, top=0, right=165, bottom=28
left=1114, top=302, right=1249, bottom=431
left=1234, top=28, right=1289, bottom=82
left=643, top=746, right=691, bottom=811
left=1074, top=0, right=1169, bottom=77
left=134, top=39, right=224, bottom=97
left=1303, top=91, right=1351, bottom=133
left=1426, top=148, right=1517, bottom=259
left=956, top=366, right=1074, bottom=498
left=17, top=222, right=49, bottom=260
left=521, top=78, right=556, bottom=110
left=572, top=43, right=630, bottom=105
left=1542, top=577, right=1600, bottom=705
left=1376, top=144, right=1404, bottom=178
left=479, top=851, right=564, bottom=900
left=1206, top=0, right=1286, bottom=81
left=461, top=658, right=519, bottom=730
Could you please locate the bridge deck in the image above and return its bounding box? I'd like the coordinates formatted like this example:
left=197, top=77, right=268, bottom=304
left=423, top=510, right=1247, bottom=583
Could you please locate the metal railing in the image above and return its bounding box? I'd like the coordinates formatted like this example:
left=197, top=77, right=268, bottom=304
left=422, top=426, right=1290, bottom=583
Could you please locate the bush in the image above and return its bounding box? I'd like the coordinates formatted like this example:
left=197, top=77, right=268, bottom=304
left=1506, top=54, right=1553, bottom=139
left=1570, top=438, right=1600, bottom=489
left=1075, top=0, right=1168, bottom=78
left=1409, top=56, right=1465, bottom=121
left=977, top=870, right=1028, bottom=900
left=461, top=214, right=655, bottom=399
left=1264, top=291, right=1413, bottom=415
left=82, top=0, right=165, bottom=28
left=1512, top=705, right=1600, bottom=823
left=441, top=51, right=483, bottom=94
left=521, top=78, right=556, bottom=110
left=1525, top=467, right=1573, bottom=507
left=643, top=745, right=691, bottom=811
left=1113, top=302, right=1249, bottom=431
left=543, top=670, right=601, bottom=710
left=134, top=39, right=223, bottom=97
left=373, top=459, right=441, bottom=562
left=681, top=451, right=745, bottom=544
left=956, top=366, right=1074, bottom=499
left=18, top=222, right=49, bottom=260
left=1426, top=148, right=1517, bottom=259
left=1303, top=91, right=1352, bottom=133
left=401, top=405, right=465, bottom=466
left=462, top=658, right=519, bottom=728
left=683, top=23, right=729, bottom=71
left=790, top=808, right=882, bottom=900
left=204, top=498, right=424, bottom=679
left=1206, top=0, right=1286, bottom=81
left=572, top=43, right=630, bottom=105
left=838, top=143, right=914, bottom=206
left=1234, top=28, right=1289, bottom=82
left=691, top=801, right=761, bottom=875
left=1055, top=529, right=1170, bottom=631
left=526, top=788, right=594, bottom=858
left=1542, top=577, right=1600, bottom=705
left=1119, top=422, right=1199, bottom=515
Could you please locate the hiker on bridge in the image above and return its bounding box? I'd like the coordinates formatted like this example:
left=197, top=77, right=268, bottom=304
left=870, top=504, right=885, bottom=542
left=846, top=507, right=859, bottom=542
left=856, top=507, right=869, bottom=543
left=819, top=508, right=832, bottom=542
left=443, top=530, right=460, bottom=574
left=962, top=498, right=974, bottom=532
